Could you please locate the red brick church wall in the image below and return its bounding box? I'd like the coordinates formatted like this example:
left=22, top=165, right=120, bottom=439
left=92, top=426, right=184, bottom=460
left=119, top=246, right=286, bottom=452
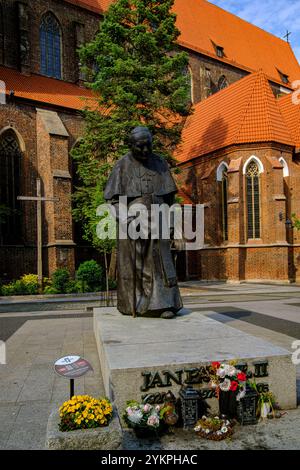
left=180, top=143, right=298, bottom=282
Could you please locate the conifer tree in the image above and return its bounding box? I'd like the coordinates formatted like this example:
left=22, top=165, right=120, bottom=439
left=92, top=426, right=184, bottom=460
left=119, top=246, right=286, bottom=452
left=72, top=0, right=192, bottom=260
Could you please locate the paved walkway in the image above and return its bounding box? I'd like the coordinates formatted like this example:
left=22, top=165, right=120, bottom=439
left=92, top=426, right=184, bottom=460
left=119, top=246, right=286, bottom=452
left=0, top=282, right=300, bottom=449
left=0, top=314, right=105, bottom=449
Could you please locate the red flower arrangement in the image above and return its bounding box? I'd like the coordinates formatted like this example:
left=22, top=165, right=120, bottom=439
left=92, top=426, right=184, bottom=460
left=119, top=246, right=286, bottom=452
left=209, top=362, right=248, bottom=400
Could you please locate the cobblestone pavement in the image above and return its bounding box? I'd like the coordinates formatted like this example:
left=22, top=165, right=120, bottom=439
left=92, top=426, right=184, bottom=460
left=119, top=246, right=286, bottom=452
left=0, top=282, right=299, bottom=450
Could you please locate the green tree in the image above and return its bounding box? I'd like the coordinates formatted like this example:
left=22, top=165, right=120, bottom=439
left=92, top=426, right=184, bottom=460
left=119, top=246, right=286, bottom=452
left=72, top=0, right=192, bottom=297
left=292, top=213, right=300, bottom=231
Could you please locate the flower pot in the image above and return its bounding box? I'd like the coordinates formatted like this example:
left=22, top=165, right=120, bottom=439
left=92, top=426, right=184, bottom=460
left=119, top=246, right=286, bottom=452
left=133, top=423, right=167, bottom=439
left=219, top=390, right=238, bottom=419
left=45, top=407, right=122, bottom=450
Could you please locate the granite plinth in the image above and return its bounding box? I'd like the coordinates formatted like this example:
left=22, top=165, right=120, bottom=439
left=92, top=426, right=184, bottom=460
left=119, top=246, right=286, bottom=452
left=93, top=308, right=297, bottom=414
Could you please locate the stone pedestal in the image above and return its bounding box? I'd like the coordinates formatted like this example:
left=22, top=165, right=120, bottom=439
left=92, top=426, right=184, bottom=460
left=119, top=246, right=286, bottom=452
left=93, top=308, right=297, bottom=415
left=45, top=408, right=122, bottom=450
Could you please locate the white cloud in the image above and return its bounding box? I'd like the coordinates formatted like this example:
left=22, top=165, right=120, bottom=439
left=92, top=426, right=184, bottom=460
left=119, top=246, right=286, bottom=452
left=209, top=0, right=300, bottom=61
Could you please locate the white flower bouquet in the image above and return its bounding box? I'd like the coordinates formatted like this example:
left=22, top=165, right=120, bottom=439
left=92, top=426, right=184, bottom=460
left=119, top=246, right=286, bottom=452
left=123, top=401, right=169, bottom=438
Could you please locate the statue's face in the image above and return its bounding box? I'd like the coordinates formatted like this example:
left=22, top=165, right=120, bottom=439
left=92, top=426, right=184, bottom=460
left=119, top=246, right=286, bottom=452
left=130, top=133, right=152, bottom=161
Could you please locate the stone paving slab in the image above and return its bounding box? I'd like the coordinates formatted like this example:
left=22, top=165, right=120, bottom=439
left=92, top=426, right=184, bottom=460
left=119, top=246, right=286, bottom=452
left=0, top=315, right=105, bottom=449
left=122, top=410, right=300, bottom=450
left=0, top=284, right=300, bottom=450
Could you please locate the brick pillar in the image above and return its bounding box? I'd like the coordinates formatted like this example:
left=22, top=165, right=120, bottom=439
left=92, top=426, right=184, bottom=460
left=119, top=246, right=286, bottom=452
left=265, top=156, right=287, bottom=244
left=17, top=2, right=31, bottom=75
left=227, top=157, right=242, bottom=245
left=36, top=109, right=75, bottom=277
left=225, top=158, right=241, bottom=281
left=225, top=157, right=242, bottom=281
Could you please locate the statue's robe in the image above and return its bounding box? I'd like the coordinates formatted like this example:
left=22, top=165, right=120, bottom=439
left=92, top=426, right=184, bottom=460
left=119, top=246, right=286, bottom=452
left=104, top=152, right=183, bottom=317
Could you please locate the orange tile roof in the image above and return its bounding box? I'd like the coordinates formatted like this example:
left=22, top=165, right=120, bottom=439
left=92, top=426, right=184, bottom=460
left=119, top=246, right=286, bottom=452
left=1, top=0, right=297, bottom=112
left=67, top=0, right=300, bottom=87
left=0, top=66, right=97, bottom=111
left=64, top=0, right=109, bottom=14
left=175, top=71, right=294, bottom=164
left=278, top=92, right=300, bottom=148
left=174, top=0, right=300, bottom=87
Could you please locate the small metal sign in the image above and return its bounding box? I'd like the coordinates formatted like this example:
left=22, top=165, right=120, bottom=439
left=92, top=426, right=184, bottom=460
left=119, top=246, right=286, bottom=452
left=54, top=355, right=93, bottom=379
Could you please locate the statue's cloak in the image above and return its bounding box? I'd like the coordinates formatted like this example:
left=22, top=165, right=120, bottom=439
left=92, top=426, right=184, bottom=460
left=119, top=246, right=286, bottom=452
left=104, top=152, right=178, bottom=199
left=104, top=152, right=183, bottom=317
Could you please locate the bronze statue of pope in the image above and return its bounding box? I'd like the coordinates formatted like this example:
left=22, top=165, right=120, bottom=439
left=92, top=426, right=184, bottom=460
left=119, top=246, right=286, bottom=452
left=104, top=126, right=182, bottom=319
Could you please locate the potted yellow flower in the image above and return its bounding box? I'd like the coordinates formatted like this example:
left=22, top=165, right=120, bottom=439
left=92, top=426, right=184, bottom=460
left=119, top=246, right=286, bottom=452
left=45, top=395, right=122, bottom=450
left=59, top=395, right=113, bottom=431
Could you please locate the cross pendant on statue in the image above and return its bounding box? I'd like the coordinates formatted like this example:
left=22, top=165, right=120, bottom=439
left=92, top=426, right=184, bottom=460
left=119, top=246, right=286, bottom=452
left=17, top=178, right=59, bottom=288
left=142, top=175, right=152, bottom=193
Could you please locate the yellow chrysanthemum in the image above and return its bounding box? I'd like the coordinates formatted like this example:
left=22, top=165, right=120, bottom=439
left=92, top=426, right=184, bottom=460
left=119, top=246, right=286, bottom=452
left=58, top=395, right=112, bottom=431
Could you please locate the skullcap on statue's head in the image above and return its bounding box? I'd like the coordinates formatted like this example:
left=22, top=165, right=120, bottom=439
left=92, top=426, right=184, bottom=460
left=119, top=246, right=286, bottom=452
left=129, top=126, right=152, bottom=144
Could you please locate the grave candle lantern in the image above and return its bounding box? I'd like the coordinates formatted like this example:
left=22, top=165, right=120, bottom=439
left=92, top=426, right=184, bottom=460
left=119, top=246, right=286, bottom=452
left=179, top=386, right=200, bottom=428
left=236, top=384, right=258, bottom=425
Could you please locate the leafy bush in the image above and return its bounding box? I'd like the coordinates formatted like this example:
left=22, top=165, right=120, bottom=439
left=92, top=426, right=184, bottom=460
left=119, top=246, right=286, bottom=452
left=76, top=260, right=103, bottom=292
left=51, top=268, right=70, bottom=294
left=43, top=277, right=52, bottom=288
left=1, top=282, right=19, bottom=296
left=65, top=280, right=82, bottom=294
left=43, top=286, right=59, bottom=295
left=0, top=274, right=40, bottom=295
left=20, top=274, right=39, bottom=295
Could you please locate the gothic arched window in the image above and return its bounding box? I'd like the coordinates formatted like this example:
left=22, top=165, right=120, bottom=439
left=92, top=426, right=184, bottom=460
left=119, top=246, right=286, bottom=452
left=0, top=130, right=22, bottom=244
left=187, top=67, right=194, bottom=103
left=218, top=75, right=228, bottom=91
left=40, top=13, right=62, bottom=79
left=246, top=161, right=260, bottom=239
left=279, top=157, right=289, bottom=177
left=183, top=66, right=193, bottom=104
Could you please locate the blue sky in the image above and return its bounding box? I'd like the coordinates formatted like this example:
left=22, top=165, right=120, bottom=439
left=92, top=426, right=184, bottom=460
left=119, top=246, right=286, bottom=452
left=209, top=0, right=300, bottom=62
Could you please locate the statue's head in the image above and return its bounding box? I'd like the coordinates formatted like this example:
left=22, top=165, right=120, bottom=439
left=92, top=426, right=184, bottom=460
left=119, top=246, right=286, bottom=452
left=129, top=126, right=153, bottom=162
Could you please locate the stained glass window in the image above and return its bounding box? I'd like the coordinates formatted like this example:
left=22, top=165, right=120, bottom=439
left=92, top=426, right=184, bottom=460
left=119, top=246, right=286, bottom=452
left=246, top=161, right=260, bottom=239
left=0, top=131, right=22, bottom=244
left=40, top=13, right=62, bottom=79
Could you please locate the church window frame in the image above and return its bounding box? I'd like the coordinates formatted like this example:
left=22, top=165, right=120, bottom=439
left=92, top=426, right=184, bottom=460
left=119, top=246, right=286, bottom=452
left=243, top=156, right=263, bottom=240
left=0, top=128, right=23, bottom=245
left=279, top=156, right=289, bottom=177
left=183, top=66, right=194, bottom=104
left=40, top=12, right=62, bottom=79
